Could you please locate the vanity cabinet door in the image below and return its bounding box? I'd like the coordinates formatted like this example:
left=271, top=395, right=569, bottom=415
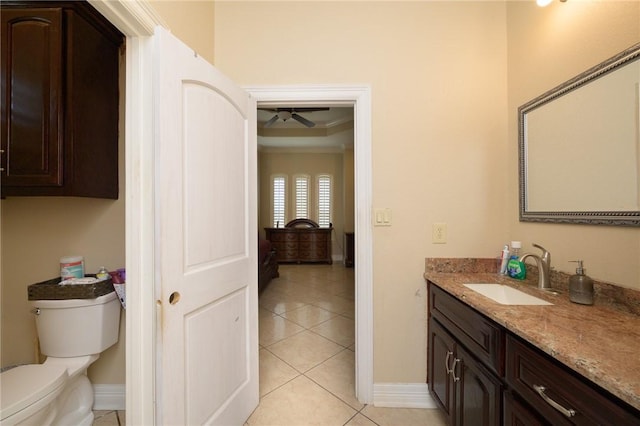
left=429, top=318, right=456, bottom=425
left=454, top=344, right=502, bottom=426
left=429, top=317, right=502, bottom=426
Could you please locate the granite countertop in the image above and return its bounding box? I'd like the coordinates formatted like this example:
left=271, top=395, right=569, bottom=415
left=424, top=262, right=640, bottom=411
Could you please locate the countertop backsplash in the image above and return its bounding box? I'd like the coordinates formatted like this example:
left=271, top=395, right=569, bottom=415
left=424, top=257, right=640, bottom=315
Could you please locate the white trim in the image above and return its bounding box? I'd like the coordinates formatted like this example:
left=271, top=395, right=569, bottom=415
left=373, top=383, right=438, bottom=409
left=88, top=0, right=165, bottom=36
left=89, top=2, right=161, bottom=425
left=246, top=85, right=374, bottom=404
left=93, top=384, right=126, bottom=410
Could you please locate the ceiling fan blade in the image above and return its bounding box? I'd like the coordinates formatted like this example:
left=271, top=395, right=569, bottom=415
left=264, top=114, right=279, bottom=128
left=290, top=107, right=330, bottom=112
left=292, top=113, right=316, bottom=128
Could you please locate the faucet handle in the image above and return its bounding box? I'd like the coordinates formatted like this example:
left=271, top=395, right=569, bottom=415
left=532, top=243, right=550, bottom=262
left=532, top=243, right=547, bottom=253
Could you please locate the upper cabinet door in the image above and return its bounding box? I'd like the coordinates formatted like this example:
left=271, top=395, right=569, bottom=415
left=1, top=3, right=122, bottom=199
left=1, top=8, right=64, bottom=188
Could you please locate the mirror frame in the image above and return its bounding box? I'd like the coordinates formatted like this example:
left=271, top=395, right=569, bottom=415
left=519, top=42, right=640, bottom=227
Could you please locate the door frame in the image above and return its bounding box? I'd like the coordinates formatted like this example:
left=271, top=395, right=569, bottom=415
left=247, top=86, right=373, bottom=404
left=88, top=1, right=162, bottom=424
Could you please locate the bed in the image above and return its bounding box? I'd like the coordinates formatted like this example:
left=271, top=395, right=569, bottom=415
left=258, top=236, right=279, bottom=292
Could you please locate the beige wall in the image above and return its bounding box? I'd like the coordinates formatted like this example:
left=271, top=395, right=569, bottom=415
left=506, top=1, right=640, bottom=289
left=258, top=149, right=350, bottom=259
left=215, top=1, right=510, bottom=383
left=148, top=0, right=216, bottom=64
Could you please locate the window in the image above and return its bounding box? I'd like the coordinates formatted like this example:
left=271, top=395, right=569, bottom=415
left=272, top=175, right=286, bottom=227
left=317, top=175, right=332, bottom=227
left=294, top=175, right=310, bottom=219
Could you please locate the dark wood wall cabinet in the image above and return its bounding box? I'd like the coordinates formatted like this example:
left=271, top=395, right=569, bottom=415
left=1, top=1, right=123, bottom=199
left=427, top=282, right=640, bottom=426
left=265, top=219, right=332, bottom=264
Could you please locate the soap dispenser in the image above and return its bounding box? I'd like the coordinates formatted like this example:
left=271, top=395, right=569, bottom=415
left=568, top=260, right=594, bottom=305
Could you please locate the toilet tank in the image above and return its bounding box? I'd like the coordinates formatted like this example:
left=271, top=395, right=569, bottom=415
left=30, top=291, right=121, bottom=358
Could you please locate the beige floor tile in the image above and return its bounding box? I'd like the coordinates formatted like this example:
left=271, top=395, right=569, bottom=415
left=360, top=405, right=448, bottom=426
left=306, top=349, right=364, bottom=410
left=117, top=410, right=125, bottom=426
left=341, top=304, right=356, bottom=319
left=282, top=304, right=336, bottom=328
left=92, top=410, right=120, bottom=425
left=309, top=295, right=354, bottom=315
left=259, top=293, right=308, bottom=315
left=310, top=315, right=355, bottom=347
left=259, top=314, right=305, bottom=346
left=267, top=330, right=344, bottom=372
left=345, top=413, right=378, bottom=426
left=259, top=348, right=299, bottom=397
left=247, top=375, right=356, bottom=426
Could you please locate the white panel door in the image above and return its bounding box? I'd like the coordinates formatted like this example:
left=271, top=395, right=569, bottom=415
left=154, top=26, right=258, bottom=425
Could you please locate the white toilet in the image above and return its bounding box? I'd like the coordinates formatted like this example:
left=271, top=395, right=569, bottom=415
left=0, top=291, right=121, bottom=426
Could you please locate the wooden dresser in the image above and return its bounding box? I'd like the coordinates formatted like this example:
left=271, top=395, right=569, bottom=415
left=265, top=219, right=332, bottom=264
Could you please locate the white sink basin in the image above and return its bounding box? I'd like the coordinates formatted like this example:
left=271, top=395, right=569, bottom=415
left=463, top=284, right=553, bottom=306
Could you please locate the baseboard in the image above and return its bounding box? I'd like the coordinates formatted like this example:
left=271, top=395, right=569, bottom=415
left=372, top=383, right=438, bottom=409
left=93, top=384, right=126, bottom=410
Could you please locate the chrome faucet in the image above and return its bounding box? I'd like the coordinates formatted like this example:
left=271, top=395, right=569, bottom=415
left=519, top=243, right=551, bottom=290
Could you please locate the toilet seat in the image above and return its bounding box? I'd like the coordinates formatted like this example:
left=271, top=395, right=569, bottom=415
left=0, top=364, right=68, bottom=422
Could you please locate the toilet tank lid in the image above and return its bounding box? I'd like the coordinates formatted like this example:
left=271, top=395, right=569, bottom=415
left=0, top=364, right=68, bottom=420
left=30, top=290, right=117, bottom=308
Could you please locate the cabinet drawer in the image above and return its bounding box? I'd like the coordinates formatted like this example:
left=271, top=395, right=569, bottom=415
left=506, top=334, right=640, bottom=425
left=429, top=283, right=504, bottom=376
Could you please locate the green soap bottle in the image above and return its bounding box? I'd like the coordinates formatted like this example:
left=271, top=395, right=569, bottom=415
left=507, top=241, right=526, bottom=280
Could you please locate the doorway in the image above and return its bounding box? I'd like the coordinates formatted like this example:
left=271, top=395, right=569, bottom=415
left=248, top=86, right=373, bottom=404
left=89, top=1, right=374, bottom=418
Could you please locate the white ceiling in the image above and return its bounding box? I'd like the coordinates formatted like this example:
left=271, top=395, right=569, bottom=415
left=257, top=107, right=354, bottom=150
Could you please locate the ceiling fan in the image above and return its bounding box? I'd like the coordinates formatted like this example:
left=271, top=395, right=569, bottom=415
left=259, top=107, right=330, bottom=128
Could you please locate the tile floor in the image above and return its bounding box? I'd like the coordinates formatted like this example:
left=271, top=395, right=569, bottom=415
left=92, top=263, right=447, bottom=425
left=252, top=263, right=446, bottom=426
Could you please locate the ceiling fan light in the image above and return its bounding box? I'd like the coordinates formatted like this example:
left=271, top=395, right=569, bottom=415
left=279, top=111, right=292, bottom=121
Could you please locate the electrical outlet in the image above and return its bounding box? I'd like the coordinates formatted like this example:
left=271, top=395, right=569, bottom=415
left=432, top=223, right=447, bottom=244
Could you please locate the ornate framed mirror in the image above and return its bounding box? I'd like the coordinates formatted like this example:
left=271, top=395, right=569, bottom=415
left=519, top=42, right=640, bottom=226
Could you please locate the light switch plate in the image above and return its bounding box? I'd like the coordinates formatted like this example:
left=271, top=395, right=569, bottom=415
left=373, top=208, right=392, bottom=226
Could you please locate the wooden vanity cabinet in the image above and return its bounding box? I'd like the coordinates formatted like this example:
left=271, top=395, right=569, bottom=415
left=429, top=318, right=502, bottom=426
left=1, top=2, right=123, bottom=199
left=427, top=282, right=640, bottom=426
left=428, top=284, right=504, bottom=426
left=506, top=334, right=640, bottom=425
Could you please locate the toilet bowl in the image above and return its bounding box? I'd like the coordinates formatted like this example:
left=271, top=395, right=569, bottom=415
left=0, top=291, right=121, bottom=426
